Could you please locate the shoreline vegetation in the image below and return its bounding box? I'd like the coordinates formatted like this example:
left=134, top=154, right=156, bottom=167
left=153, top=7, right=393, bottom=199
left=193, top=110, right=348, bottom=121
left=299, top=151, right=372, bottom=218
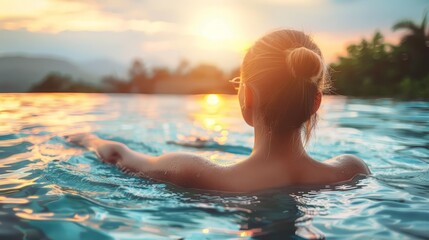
left=29, top=15, right=429, bottom=99
left=30, top=60, right=238, bottom=95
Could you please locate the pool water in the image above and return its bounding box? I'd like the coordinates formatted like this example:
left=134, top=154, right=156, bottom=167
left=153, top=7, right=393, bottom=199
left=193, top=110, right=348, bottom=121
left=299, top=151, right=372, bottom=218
left=1, top=93, right=428, bottom=239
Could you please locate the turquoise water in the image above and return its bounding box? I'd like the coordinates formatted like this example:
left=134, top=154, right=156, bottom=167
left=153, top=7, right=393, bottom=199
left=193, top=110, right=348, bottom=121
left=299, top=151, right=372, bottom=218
left=1, top=93, right=428, bottom=239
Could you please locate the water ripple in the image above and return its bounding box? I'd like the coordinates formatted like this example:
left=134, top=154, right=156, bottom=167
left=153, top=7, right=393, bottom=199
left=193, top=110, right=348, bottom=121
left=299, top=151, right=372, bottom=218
left=0, top=93, right=428, bottom=239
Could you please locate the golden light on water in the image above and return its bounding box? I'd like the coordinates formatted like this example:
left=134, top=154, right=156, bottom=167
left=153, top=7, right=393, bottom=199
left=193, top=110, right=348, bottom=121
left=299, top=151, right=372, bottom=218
left=0, top=93, right=113, bottom=204
left=192, top=94, right=228, bottom=132
left=14, top=210, right=90, bottom=222
left=200, top=227, right=259, bottom=237
left=205, top=94, right=220, bottom=105
left=186, top=94, right=246, bottom=149
left=0, top=196, right=29, bottom=204
left=0, top=93, right=112, bottom=136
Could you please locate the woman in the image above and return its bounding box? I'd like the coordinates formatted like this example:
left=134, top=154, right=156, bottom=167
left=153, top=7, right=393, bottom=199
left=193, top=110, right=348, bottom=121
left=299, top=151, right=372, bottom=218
left=67, top=29, right=370, bottom=192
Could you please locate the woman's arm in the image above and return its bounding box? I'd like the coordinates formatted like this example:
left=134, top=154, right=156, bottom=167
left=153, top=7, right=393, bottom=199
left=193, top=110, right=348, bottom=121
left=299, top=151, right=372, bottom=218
left=66, top=134, right=229, bottom=189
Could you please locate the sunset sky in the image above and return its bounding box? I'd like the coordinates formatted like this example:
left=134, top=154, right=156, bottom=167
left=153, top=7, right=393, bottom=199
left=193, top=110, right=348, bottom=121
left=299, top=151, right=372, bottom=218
left=0, top=0, right=427, bottom=70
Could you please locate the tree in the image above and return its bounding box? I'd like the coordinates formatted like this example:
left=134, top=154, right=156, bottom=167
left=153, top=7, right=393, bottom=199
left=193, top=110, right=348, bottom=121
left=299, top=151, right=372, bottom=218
left=30, top=73, right=101, bottom=93
left=392, top=12, right=429, bottom=79
left=30, top=73, right=72, bottom=92
left=102, top=75, right=130, bottom=93
left=330, top=31, right=398, bottom=96
left=175, top=59, right=190, bottom=77
left=151, top=67, right=171, bottom=82
left=330, top=15, right=429, bottom=100
left=186, top=64, right=225, bottom=81
left=129, top=59, right=151, bottom=93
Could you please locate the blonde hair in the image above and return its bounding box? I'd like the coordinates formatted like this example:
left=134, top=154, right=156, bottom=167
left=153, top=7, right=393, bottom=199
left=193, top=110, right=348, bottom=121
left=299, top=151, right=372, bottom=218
left=241, top=29, right=330, bottom=143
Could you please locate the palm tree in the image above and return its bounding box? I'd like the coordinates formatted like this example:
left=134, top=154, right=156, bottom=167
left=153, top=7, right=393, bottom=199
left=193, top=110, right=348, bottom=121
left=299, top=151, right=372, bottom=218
left=392, top=12, right=429, bottom=79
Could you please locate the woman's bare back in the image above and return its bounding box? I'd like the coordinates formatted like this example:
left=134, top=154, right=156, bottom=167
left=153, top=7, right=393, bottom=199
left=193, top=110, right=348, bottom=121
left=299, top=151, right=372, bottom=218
left=67, top=134, right=370, bottom=192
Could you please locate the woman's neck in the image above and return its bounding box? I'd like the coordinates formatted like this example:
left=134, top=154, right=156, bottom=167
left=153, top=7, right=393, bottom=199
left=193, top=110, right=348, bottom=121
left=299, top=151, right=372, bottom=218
left=251, top=126, right=309, bottom=163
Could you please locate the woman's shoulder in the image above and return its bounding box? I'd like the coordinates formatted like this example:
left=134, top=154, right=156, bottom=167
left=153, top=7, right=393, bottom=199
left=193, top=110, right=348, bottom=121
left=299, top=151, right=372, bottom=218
left=323, top=154, right=371, bottom=180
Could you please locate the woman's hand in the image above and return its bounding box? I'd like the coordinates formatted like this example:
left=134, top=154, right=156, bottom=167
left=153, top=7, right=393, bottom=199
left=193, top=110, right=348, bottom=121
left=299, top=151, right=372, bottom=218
left=66, top=133, right=123, bottom=164
left=65, top=133, right=99, bottom=148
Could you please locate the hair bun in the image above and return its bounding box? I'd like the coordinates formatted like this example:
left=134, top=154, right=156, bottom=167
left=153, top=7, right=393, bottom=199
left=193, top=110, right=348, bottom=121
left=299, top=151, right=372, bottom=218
left=285, top=47, right=323, bottom=83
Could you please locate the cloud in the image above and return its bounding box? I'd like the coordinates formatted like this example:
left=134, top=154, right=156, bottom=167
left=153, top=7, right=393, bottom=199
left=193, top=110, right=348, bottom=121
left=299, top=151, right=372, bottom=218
left=250, top=0, right=327, bottom=6
left=0, top=0, right=427, bottom=69
left=0, top=0, right=175, bottom=34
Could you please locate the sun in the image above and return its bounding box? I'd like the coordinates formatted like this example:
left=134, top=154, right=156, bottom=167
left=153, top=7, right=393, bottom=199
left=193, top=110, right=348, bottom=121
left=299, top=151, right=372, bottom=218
left=192, top=9, right=237, bottom=42
left=189, top=7, right=251, bottom=54
left=198, top=17, right=233, bottom=41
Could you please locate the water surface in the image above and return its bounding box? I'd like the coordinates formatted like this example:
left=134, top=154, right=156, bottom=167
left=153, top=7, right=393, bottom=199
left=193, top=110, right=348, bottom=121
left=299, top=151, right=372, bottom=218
left=0, top=93, right=428, bottom=239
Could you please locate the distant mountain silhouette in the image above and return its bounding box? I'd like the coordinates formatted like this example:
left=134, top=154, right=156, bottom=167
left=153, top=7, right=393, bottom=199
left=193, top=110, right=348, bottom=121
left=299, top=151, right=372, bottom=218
left=0, top=56, right=103, bottom=92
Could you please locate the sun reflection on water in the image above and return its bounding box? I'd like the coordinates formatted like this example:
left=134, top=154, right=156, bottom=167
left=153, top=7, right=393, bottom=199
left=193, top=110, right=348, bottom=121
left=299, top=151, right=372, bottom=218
left=0, top=93, right=113, bottom=136
left=190, top=94, right=232, bottom=133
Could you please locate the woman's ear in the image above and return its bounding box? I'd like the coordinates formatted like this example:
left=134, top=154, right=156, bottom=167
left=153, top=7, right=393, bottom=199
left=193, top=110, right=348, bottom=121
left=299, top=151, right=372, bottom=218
left=312, top=91, right=322, bottom=114
left=244, top=84, right=253, bottom=109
